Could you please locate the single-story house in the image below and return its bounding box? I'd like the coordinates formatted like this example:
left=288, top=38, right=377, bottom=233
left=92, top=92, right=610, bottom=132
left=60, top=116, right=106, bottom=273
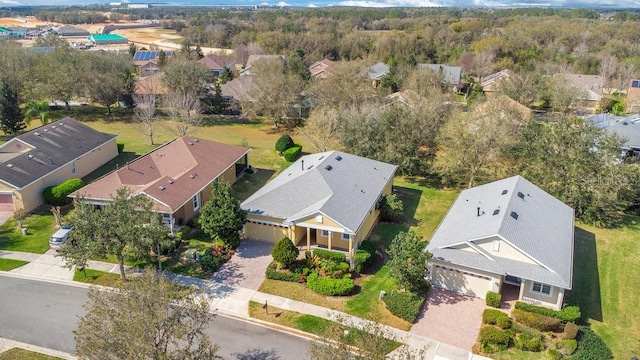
left=309, top=58, right=335, bottom=79
left=132, top=50, right=174, bottom=67
left=87, top=33, right=128, bottom=46
left=0, top=118, right=118, bottom=213
left=54, top=25, right=90, bottom=38
left=553, top=73, right=604, bottom=113
left=239, top=55, right=285, bottom=76
left=364, top=62, right=390, bottom=87
left=197, top=54, right=236, bottom=77
left=134, top=72, right=168, bottom=97
left=586, top=113, right=640, bottom=159
left=417, top=63, right=462, bottom=90
left=481, top=69, right=512, bottom=95
left=626, top=79, right=640, bottom=112
left=426, top=175, right=574, bottom=310
left=241, top=151, right=397, bottom=260
left=71, top=137, right=250, bottom=229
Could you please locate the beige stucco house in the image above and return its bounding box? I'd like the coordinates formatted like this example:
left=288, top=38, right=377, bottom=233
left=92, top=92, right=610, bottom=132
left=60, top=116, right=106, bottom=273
left=71, top=137, right=250, bottom=230
left=241, top=151, right=397, bottom=260
left=426, top=175, right=575, bottom=310
left=0, top=118, right=118, bottom=213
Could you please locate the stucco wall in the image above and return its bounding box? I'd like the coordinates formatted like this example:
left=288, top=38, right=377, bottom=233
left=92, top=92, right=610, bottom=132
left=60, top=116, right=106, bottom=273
left=520, top=279, right=563, bottom=310
left=474, top=236, right=537, bottom=265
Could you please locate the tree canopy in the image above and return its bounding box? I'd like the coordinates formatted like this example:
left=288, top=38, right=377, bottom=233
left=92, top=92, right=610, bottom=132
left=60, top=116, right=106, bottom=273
left=198, top=181, right=247, bottom=248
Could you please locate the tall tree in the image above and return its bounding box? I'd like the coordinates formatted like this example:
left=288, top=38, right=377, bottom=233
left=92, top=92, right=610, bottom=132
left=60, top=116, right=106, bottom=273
left=0, top=81, right=25, bottom=135
left=298, top=105, right=342, bottom=152
left=198, top=181, right=247, bottom=248
left=164, top=89, right=202, bottom=137
left=75, top=270, right=219, bottom=360
left=133, top=77, right=160, bottom=145
left=162, top=56, right=210, bottom=97
left=24, top=100, right=50, bottom=126
left=60, top=188, right=167, bottom=281
left=387, top=230, right=431, bottom=293
left=85, top=52, right=133, bottom=114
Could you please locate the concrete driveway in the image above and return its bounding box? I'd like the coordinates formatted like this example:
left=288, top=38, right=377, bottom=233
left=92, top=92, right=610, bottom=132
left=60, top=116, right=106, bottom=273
left=211, top=239, right=274, bottom=290
left=0, top=211, right=13, bottom=226
left=411, top=288, right=486, bottom=351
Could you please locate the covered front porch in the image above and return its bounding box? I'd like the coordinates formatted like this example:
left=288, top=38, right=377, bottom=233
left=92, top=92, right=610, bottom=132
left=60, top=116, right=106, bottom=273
left=499, top=275, right=565, bottom=311
left=291, top=224, right=356, bottom=258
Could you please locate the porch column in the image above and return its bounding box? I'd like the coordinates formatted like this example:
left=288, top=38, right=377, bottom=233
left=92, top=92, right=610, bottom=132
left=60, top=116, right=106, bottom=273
left=556, top=289, right=565, bottom=311
left=306, top=227, right=311, bottom=251
left=288, top=226, right=293, bottom=240
left=328, top=230, right=332, bottom=251
left=348, top=235, right=353, bottom=258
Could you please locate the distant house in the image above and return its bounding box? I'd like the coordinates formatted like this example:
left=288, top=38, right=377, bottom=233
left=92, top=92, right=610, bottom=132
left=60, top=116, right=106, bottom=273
left=54, top=25, right=90, bottom=38
left=242, top=151, right=397, bottom=260
left=417, top=63, right=462, bottom=90
left=221, top=75, right=255, bottom=112
left=481, top=69, right=512, bottom=95
left=0, top=118, right=118, bottom=213
left=553, top=73, right=604, bottom=112
left=72, top=138, right=250, bottom=229
left=197, top=54, right=236, bottom=77
left=132, top=50, right=174, bottom=67
left=385, top=89, right=427, bottom=108
left=426, top=175, right=575, bottom=311
left=134, top=73, right=168, bottom=97
left=239, top=55, right=285, bottom=76
left=309, top=59, right=335, bottom=79
left=364, top=62, right=390, bottom=87
left=480, top=95, right=533, bottom=121
left=87, top=33, right=128, bottom=46
left=586, top=113, right=640, bottom=158
left=626, top=79, right=640, bottom=112
left=139, top=60, right=160, bottom=77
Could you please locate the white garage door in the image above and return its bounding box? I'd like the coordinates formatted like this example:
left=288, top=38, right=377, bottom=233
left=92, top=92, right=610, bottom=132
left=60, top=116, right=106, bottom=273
left=243, top=221, right=289, bottom=243
left=0, top=194, right=14, bottom=212
left=431, top=265, right=492, bottom=299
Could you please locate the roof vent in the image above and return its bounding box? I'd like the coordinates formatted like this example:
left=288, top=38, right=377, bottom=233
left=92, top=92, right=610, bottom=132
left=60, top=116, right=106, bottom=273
left=167, top=180, right=174, bottom=184
left=43, top=129, right=48, bottom=132
left=493, top=209, right=500, bottom=215
left=517, top=192, right=525, bottom=200
left=335, top=155, right=342, bottom=161
left=27, top=154, right=33, bottom=159
left=59, top=122, right=64, bottom=126
left=188, top=142, right=193, bottom=146
left=501, top=190, right=508, bottom=195
left=510, top=211, right=519, bottom=220
left=158, top=186, right=165, bottom=190
left=325, top=165, right=333, bottom=171
left=52, top=125, right=56, bottom=129
left=194, top=139, right=199, bottom=142
left=6, top=164, right=13, bottom=168
left=318, top=156, right=325, bottom=160
left=34, top=132, right=40, bottom=136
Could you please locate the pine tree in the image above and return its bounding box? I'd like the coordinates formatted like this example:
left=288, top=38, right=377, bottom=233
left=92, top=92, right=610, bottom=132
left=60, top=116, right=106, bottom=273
left=0, top=82, right=25, bottom=135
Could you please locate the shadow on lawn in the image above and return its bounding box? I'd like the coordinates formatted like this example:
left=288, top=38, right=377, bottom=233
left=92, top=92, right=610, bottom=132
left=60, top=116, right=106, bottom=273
left=566, top=226, right=603, bottom=322
left=82, top=151, right=140, bottom=183
left=231, top=168, right=275, bottom=202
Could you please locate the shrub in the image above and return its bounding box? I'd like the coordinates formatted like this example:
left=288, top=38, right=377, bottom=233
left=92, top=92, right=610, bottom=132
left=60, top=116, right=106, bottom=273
left=271, top=237, right=299, bottom=269
left=563, top=322, right=579, bottom=340
left=555, top=339, right=577, bottom=356
left=512, top=309, right=562, bottom=332
left=283, top=145, right=302, bottom=162
left=378, top=193, right=403, bottom=222
left=358, top=240, right=377, bottom=256
left=514, top=302, right=581, bottom=323
left=339, top=262, right=350, bottom=273
left=266, top=266, right=303, bottom=282
left=313, top=249, right=346, bottom=263
left=43, top=178, right=85, bottom=206
left=572, top=326, right=612, bottom=360
left=383, top=291, right=425, bottom=322
left=515, top=332, right=544, bottom=352
left=275, top=134, right=294, bottom=154
left=306, top=272, right=355, bottom=296
left=354, top=250, right=372, bottom=273
left=486, top=291, right=501, bottom=308
left=546, top=349, right=563, bottom=360
left=482, top=309, right=512, bottom=329
left=200, top=250, right=222, bottom=273
left=478, top=326, right=513, bottom=354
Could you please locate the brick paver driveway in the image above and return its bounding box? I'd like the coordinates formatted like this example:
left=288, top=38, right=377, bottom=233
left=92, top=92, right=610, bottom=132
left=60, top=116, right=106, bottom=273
left=211, top=239, right=274, bottom=290
left=411, top=288, right=487, bottom=351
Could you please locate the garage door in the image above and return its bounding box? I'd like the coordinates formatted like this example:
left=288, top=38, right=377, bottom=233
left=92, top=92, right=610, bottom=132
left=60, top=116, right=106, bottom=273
left=431, top=265, right=492, bottom=299
left=0, top=194, right=14, bottom=211
left=244, top=221, right=289, bottom=243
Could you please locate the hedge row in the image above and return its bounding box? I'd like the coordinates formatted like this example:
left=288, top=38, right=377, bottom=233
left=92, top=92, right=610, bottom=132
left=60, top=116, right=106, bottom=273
left=283, top=145, right=302, bottom=162
left=313, top=248, right=346, bottom=263
left=512, top=309, right=562, bottom=332
left=354, top=250, right=371, bottom=273
left=482, top=309, right=512, bottom=329
left=515, top=332, right=544, bottom=352
left=478, top=326, right=513, bottom=354
left=514, top=301, right=581, bottom=322
left=306, top=272, right=354, bottom=296
left=43, top=178, right=85, bottom=206
left=572, top=326, right=612, bottom=359
left=486, top=291, right=501, bottom=308
left=266, top=267, right=303, bottom=283
left=383, top=291, right=424, bottom=323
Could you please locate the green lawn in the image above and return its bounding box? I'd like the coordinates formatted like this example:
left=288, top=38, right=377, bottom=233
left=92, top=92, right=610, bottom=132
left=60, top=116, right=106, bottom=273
left=0, top=258, right=28, bottom=271
left=73, top=269, right=121, bottom=286
left=0, top=348, right=63, bottom=360
left=0, top=213, right=56, bottom=254
left=565, top=217, right=640, bottom=358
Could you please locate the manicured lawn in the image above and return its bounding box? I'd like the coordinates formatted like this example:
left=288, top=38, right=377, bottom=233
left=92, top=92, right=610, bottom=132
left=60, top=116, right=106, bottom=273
left=258, top=279, right=348, bottom=312
left=0, top=348, right=63, bottom=360
left=0, top=258, right=28, bottom=271
left=73, top=269, right=121, bottom=286
left=565, top=217, right=640, bottom=359
left=0, top=213, right=56, bottom=254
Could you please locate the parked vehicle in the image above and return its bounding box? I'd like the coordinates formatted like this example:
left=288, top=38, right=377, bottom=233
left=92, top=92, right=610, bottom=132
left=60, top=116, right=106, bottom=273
left=49, top=226, right=74, bottom=250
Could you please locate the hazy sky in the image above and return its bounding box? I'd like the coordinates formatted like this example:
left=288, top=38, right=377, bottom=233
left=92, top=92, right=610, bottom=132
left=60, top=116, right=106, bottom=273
left=2, top=0, right=639, bottom=7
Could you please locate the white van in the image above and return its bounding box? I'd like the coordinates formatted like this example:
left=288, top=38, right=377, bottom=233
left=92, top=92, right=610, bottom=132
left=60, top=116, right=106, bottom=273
left=49, top=226, right=74, bottom=250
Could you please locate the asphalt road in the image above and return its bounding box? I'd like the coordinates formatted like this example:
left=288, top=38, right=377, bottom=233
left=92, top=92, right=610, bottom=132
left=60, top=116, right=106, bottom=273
left=0, top=275, right=311, bottom=359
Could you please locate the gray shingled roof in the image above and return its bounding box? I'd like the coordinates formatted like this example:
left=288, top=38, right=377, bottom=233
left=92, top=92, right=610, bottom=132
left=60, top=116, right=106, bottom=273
left=365, top=62, right=390, bottom=80
left=241, top=151, right=397, bottom=234
left=417, top=64, right=462, bottom=85
left=426, top=176, right=574, bottom=289
left=0, top=118, right=116, bottom=189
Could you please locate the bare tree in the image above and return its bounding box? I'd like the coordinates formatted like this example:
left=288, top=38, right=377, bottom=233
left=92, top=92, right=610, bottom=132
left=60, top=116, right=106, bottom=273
left=473, top=49, right=495, bottom=81
left=616, top=63, right=637, bottom=92
left=298, top=106, right=343, bottom=152
left=164, top=90, right=202, bottom=137
left=133, top=76, right=161, bottom=145
left=233, top=42, right=264, bottom=66
left=599, top=56, right=618, bottom=90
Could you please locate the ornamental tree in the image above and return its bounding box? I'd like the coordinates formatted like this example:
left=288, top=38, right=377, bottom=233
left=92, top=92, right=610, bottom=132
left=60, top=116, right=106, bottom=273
left=198, top=181, right=246, bottom=248
left=386, top=230, right=431, bottom=293
left=271, top=237, right=299, bottom=269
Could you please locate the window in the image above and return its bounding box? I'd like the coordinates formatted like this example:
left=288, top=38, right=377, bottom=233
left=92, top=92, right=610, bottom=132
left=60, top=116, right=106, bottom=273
left=531, top=282, right=552, bottom=296
left=492, top=240, right=500, bottom=252
left=71, top=161, right=77, bottom=174
left=342, top=233, right=350, bottom=241
left=632, top=80, right=640, bottom=88
left=193, top=193, right=201, bottom=211
left=315, top=215, right=323, bottom=223
left=321, top=230, right=329, bottom=237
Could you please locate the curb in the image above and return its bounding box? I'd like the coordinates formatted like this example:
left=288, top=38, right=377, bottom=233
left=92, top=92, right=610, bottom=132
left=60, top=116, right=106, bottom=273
left=0, top=337, right=76, bottom=360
